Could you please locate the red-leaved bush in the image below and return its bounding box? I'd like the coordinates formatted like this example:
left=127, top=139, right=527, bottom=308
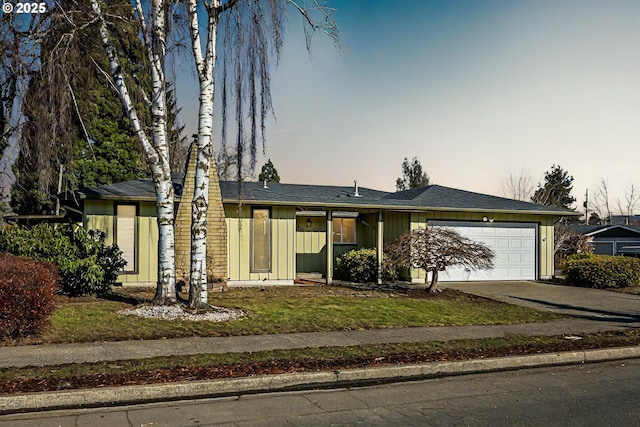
left=0, top=253, right=59, bottom=340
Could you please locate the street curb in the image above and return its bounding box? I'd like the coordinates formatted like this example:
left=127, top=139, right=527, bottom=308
left=2, top=346, right=640, bottom=415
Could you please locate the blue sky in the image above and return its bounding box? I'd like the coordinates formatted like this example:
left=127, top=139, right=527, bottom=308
left=176, top=0, right=640, bottom=211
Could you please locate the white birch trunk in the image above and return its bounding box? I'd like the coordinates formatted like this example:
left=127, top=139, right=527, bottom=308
left=186, top=0, right=219, bottom=309
left=91, top=0, right=176, bottom=304
left=0, top=76, right=27, bottom=208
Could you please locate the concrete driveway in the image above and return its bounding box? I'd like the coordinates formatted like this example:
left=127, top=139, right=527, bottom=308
left=440, top=281, right=640, bottom=327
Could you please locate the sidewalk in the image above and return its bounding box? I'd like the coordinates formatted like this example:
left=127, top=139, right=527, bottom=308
left=0, top=318, right=637, bottom=369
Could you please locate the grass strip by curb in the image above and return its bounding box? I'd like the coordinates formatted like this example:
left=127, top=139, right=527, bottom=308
left=2, top=329, right=639, bottom=395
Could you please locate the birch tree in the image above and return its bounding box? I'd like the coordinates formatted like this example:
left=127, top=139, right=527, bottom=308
left=90, top=0, right=337, bottom=307
left=184, top=0, right=339, bottom=308
left=91, top=0, right=177, bottom=304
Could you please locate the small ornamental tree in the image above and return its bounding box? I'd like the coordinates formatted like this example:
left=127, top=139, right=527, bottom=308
left=385, top=227, right=495, bottom=292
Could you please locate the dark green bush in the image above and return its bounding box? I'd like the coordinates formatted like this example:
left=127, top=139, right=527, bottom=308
left=0, top=223, right=126, bottom=296
left=335, top=248, right=398, bottom=283
left=0, top=254, right=59, bottom=340
left=564, top=254, right=640, bottom=289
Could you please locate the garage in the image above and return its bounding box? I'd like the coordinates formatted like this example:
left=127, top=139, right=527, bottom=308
left=429, top=221, right=537, bottom=281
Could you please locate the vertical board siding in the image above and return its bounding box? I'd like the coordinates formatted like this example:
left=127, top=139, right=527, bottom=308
left=359, top=213, right=377, bottom=248
left=225, top=205, right=295, bottom=281
left=85, top=201, right=157, bottom=285
left=539, top=216, right=554, bottom=277
left=384, top=211, right=409, bottom=244
left=410, top=213, right=428, bottom=281
left=296, top=216, right=327, bottom=273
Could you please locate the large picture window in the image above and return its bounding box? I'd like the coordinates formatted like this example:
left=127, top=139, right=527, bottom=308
left=116, top=204, right=137, bottom=272
left=333, top=218, right=356, bottom=244
left=252, top=208, right=271, bottom=272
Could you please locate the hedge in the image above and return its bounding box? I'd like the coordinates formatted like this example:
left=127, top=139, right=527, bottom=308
left=0, top=254, right=59, bottom=340
left=564, top=254, right=640, bottom=289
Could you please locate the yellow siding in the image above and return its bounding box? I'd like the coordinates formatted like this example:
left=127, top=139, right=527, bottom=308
left=295, top=212, right=379, bottom=276
left=359, top=213, right=378, bottom=248
left=84, top=201, right=158, bottom=286
left=409, top=213, right=428, bottom=281
left=85, top=200, right=114, bottom=216
left=296, top=216, right=327, bottom=273
left=225, top=205, right=295, bottom=282
left=539, top=216, right=555, bottom=277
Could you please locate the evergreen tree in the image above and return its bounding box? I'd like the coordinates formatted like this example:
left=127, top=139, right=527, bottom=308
left=13, top=1, right=160, bottom=214
left=258, top=159, right=281, bottom=183
left=531, top=165, right=576, bottom=209
left=396, top=156, right=430, bottom=192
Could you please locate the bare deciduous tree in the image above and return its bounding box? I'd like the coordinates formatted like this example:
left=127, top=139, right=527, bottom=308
left=556, top=228, right=593, bottom=265
left=502, top=170, right=535, bottom=201
left=385, top=227, right=494, bottom=293
left=615, top=184, right=639, bottom=225
left=591, top=178, right=612, bottom=224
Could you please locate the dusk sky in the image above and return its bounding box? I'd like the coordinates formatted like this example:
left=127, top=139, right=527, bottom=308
left=176, top=0, right=640, bottom=212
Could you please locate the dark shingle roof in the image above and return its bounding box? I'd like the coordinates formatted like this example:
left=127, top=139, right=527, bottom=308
left=384, top=185, right=571, bottom=213
left=219, top=181, right=389, bottom=206
left=220, top=181, right=575, bottom=215
left=76, top=178, right=577, bottom=215
left=571, top=224, right=640, bottom=237
left=76, top=176, right=183, bottom=201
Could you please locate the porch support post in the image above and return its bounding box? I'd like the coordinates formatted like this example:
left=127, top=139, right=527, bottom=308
left=326, top=210, right=333, bottom=284
left=377, top=211, right=384, bottom=285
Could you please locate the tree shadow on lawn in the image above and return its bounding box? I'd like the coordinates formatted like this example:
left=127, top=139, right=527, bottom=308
left=101, top=289, right=153, bottom=306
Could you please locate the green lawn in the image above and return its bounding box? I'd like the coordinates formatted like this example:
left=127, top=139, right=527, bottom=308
left=5, top=285, right=636, bottom=396
left=30, top=285, right=564, bottom=344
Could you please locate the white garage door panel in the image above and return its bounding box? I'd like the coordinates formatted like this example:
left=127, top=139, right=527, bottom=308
left=429, top=221, right=537, bottom=282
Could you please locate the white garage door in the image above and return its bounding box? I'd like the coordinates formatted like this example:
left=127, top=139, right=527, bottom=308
left=429, top=221, right=537, bottom=281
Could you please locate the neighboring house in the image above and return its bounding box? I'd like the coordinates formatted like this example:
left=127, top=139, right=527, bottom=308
left=62, top=153, right=577, bottom=287
left=571, top=224, right=640, bottom=256
left=610, top=215, right=640, bottom=227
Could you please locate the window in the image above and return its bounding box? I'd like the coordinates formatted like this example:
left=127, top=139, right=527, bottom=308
left=333, top=218, right=356, bottom=244
left=252, top=208, right=271, bottom=272
left=116, top=204, right=137, bottom=272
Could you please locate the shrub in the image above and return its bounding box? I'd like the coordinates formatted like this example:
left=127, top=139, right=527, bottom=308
left=0, top=223, right=126, bottom=296
left=0, top=254, right=59, bottom=340
left=564, top=254, right=640, bottom=289
left=335, top=248, right=398, bottom=283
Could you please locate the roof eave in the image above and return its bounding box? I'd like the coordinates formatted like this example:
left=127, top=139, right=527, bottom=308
left=221, top=199, right=577, bottom=216
left=78, top=194, right=162, bottom=202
